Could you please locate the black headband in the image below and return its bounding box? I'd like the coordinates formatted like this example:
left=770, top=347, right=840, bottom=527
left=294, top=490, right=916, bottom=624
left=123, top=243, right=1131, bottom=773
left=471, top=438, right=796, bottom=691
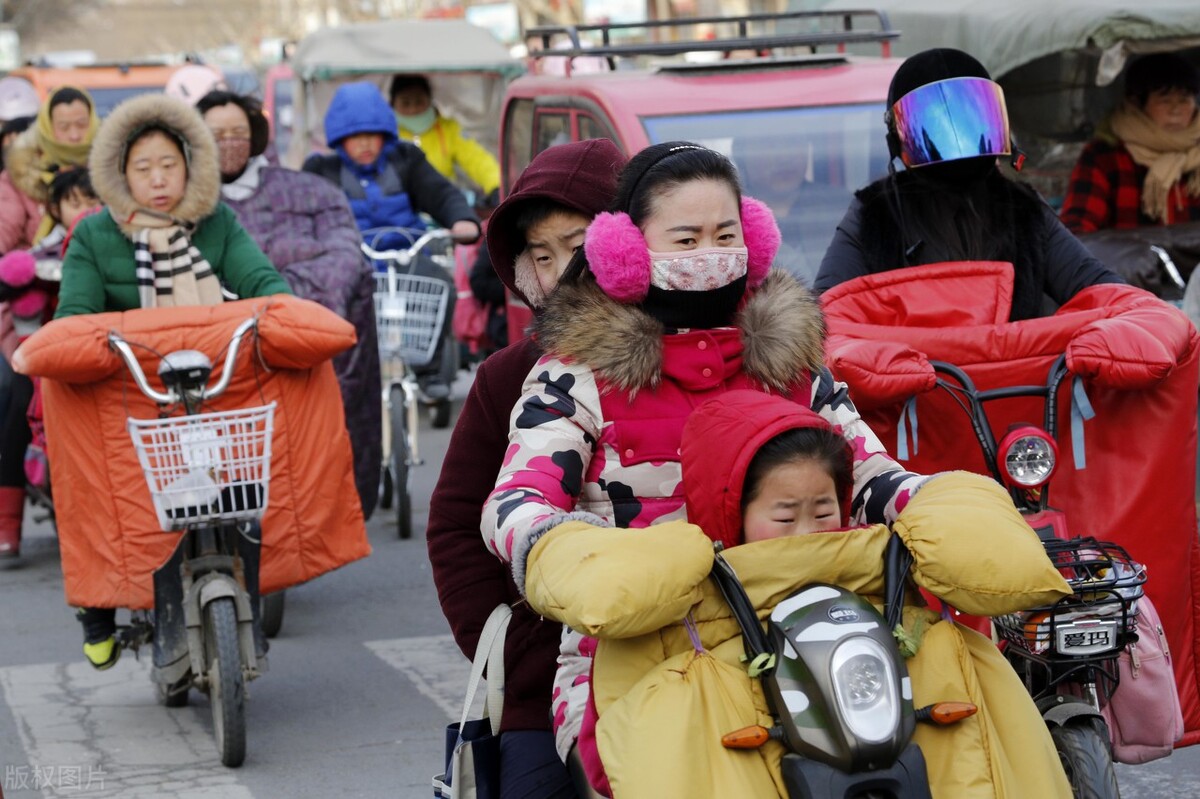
left=624, top=143, right=711, bottom=212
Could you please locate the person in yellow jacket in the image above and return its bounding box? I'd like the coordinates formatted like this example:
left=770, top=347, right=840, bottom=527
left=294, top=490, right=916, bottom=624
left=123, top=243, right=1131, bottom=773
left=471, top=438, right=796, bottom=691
left=522, top=390, right=1075, bottom=798
left=390, top=74, right=500, bottom=198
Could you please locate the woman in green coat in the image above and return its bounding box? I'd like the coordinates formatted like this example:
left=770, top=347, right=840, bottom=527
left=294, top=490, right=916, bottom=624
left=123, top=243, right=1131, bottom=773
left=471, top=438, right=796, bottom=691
left=56, top=92, right=291, bottom=669
left=57, top=92, right=290, bottom=318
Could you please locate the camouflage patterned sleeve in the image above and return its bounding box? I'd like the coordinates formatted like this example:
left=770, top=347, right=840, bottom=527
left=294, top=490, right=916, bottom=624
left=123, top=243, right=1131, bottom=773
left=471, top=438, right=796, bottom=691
left=481, top=355, right=607, bottom=589
left=809, top=367, right=929, bottom=525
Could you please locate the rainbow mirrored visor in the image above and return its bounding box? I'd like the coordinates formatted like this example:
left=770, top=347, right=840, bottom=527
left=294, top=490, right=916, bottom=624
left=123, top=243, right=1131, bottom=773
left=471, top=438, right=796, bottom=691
left=888, top=77, right=1012, bottom=168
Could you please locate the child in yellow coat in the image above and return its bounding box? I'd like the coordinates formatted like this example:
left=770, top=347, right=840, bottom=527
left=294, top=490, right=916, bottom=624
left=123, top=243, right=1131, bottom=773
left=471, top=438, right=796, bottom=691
left=522, top=390, right=1074, bottom=798
left=390, top=74, right=500, bottom=198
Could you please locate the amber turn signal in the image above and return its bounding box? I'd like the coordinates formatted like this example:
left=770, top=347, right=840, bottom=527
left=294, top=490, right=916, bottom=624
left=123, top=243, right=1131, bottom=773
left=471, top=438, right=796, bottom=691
left=721, top=725, right=771, bottom=749
left=916, top=702, right=978, bottom=725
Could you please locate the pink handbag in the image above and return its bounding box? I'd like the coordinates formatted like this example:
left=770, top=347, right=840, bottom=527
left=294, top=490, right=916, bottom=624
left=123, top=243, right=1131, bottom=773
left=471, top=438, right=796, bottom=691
left=1102, top=593, right=1184, bottom=764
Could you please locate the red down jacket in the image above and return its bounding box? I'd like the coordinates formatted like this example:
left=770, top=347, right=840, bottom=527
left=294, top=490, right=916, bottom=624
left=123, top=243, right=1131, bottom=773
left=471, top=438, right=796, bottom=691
left=14, top=296, right=371, bottom=609
left=821, top=260, right=1200, bottom=747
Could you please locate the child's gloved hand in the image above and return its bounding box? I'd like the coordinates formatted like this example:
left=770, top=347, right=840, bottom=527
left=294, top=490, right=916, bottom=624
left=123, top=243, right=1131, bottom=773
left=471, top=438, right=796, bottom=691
left=892, top=471, right=1070, bottom=615
left=524, top=518, right=714, bottom=638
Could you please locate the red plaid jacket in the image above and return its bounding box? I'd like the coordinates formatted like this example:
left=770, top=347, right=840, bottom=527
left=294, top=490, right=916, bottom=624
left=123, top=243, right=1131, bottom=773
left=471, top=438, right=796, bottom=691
left=1060, top=139, right=1200, bottom=233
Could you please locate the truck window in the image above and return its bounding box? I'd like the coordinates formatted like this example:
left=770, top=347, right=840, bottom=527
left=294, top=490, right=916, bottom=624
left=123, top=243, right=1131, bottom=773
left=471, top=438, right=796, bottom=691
left=578, top=113, right=616, bottom=145
left=503, top=99, right=535, bottom=193
left=535, top=111, right=571, bottom=154
left=641, top=104, right=889, bottom=286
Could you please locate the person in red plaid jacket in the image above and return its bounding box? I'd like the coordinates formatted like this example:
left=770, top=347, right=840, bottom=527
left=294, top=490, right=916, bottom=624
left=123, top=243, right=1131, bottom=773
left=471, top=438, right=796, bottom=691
left=1061, top=53, right=1200, bottom=234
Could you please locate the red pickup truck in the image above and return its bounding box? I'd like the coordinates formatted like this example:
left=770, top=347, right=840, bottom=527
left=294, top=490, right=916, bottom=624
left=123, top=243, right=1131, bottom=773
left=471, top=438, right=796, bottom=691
left=497, top=10, right=904, bottom=295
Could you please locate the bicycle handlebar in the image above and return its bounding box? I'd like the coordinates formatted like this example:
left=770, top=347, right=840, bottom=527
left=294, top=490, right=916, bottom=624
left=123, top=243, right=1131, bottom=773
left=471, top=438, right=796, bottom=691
left=107, top=316, right=259, bottom=405
left=360, top=229, right=455, bottom=266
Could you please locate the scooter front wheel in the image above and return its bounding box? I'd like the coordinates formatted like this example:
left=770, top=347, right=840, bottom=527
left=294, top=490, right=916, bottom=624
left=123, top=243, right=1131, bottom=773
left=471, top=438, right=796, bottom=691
left=1051, top=718, right=1118, bottom=799
left=204, top=597, right=247, bottom=767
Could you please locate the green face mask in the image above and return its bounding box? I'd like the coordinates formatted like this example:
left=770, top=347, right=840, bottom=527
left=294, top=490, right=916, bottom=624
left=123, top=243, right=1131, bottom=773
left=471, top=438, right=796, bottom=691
left=396, top=107, right=437, bottom=135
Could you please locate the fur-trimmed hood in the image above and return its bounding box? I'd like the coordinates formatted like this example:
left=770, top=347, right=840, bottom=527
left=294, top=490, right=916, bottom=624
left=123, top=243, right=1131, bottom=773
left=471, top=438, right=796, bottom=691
left=5, top=127, right=51, bottom=203
left=89, top=93, right=221, bottom=235
left=535, top=268, right=825, bottom=393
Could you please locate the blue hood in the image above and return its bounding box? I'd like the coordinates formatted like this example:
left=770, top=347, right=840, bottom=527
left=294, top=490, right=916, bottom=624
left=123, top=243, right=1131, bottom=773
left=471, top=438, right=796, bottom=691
left=324, top=82, right=399, bottom=148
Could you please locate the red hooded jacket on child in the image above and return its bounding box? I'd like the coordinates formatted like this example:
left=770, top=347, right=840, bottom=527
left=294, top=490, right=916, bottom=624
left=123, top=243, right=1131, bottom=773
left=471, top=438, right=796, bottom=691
left=681, top=389, right=854, bottom=549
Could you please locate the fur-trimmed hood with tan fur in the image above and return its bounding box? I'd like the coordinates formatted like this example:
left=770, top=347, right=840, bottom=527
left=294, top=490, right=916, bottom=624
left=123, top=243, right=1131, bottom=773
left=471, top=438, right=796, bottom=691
left=89, top=93, right=220, bottom=236
left=5, top=127, right=51, bottom=204
left=534, top=268, right=826, bottom=394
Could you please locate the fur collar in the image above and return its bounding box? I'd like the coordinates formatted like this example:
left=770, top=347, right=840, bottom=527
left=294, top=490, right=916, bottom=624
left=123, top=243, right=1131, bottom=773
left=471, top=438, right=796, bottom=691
left=5, top=128, right=49, bottom=203
left=535, top=269, right=825, bottom=393
left=88, top=94, right=221, bottom=236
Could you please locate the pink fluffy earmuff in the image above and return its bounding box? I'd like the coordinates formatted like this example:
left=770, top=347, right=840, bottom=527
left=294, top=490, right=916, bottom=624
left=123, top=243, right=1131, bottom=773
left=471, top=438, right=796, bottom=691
left=584, top=195, right=782, bottom=304
left=0, top=250, right=36, bottom=289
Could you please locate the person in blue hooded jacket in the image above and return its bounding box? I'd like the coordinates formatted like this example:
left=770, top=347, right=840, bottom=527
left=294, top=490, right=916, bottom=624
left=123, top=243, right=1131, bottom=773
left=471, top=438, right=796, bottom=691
left=303, top=81, right=480, bottom=399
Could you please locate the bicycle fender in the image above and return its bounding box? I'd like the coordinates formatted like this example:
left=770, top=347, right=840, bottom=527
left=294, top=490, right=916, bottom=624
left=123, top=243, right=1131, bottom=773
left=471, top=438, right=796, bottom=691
left=198, top=573, right=257, bottom=630
left=1037, top=695, right=1104, bottom=727
left=198, top=576, right=240, bottom=608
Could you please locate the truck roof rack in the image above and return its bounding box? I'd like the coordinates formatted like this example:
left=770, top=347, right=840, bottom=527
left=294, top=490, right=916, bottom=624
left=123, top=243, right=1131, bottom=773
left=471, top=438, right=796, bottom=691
left=23, top=58, right=181, bottom=70
left=653, top=53, right=850, bottom=75
left=22, top=52, right=202, bottom=70
left=527, top=10, right=898, bottom=74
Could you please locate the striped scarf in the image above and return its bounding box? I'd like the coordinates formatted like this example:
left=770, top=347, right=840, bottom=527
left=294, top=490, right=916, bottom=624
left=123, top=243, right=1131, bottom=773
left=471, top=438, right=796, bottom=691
left=130, top=211, right=223, bottom=308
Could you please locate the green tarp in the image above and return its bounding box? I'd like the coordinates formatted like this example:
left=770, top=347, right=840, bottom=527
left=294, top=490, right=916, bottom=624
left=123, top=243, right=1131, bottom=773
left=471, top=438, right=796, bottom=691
left=286, top=20, right=523, bottom=166
left=292, top=19, right=523, bottom=81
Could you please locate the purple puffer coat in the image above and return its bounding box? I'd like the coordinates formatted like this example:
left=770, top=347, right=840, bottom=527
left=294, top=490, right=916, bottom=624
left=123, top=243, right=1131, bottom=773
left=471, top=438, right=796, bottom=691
left=224, top=164, right=381, bottom=516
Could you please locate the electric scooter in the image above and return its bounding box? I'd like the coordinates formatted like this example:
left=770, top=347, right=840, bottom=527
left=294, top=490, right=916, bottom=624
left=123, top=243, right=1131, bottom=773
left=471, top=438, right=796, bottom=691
left=924, top=355, right=1144, bottom=799
left=713, top=539, right=976, bottom=798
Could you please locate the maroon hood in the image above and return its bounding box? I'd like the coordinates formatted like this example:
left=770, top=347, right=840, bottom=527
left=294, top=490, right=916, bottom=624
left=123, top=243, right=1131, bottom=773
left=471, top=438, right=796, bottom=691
left=486, top=138, right=626, bottom=306
left=681, top=390, right=852, bottom=550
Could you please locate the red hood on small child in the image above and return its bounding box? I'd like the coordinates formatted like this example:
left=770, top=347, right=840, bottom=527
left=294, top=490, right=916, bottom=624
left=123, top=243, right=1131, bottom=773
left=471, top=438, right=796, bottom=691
left=681, top=390, right=852, bottom=550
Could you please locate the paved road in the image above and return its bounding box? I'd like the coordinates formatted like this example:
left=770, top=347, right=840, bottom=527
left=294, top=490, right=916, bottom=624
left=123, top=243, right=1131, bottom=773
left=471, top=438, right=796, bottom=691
left=2, top=376, right=1199, bottom=798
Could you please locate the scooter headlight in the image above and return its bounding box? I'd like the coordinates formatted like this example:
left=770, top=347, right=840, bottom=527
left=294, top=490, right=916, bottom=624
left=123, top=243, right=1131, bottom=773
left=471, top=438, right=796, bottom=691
left=830, top=637, right=899, bottom=744
left=997, top=426, right=1058, bottom=488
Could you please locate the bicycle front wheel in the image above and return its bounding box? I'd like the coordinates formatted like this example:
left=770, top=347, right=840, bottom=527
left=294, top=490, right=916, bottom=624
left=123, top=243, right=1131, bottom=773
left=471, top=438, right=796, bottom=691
left=204, top=597, right=247, bottom=767
left=389, top=385, right=413, bottom=539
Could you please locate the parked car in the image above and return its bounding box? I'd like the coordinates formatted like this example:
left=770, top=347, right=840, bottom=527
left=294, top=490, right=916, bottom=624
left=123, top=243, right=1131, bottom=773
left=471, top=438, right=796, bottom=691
left=499, top=10, right=903, bottom=287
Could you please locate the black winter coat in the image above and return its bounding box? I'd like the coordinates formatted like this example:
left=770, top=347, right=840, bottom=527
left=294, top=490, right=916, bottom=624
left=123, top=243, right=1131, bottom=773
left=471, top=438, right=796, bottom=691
left=814, top=171, right=1124, bottom=321
left=302, top=143, right=477, bottom=235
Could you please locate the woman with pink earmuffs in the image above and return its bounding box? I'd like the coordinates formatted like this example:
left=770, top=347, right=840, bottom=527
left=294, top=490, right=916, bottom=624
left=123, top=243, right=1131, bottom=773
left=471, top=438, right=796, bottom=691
left=479, top=141, right=933, bottom=796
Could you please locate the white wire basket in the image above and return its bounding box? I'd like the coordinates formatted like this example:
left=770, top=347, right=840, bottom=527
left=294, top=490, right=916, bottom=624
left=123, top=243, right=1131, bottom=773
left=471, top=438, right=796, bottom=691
left=373, top=272, right=449, bottom=365
left=127, top=403, right=276, bottom=531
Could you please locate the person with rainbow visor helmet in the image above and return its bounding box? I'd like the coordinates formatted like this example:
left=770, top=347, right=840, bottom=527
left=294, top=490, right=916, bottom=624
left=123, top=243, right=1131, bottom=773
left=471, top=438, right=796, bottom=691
left=815, top=48, right=1123, bottom=321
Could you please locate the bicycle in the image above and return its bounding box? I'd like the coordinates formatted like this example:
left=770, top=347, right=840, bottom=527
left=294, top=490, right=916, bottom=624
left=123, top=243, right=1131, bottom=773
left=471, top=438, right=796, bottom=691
left=108, top=316, right=274, bottom=768
left=362, top=226, right=460, bottom=428
left=362, top=229, right=454, bottom=539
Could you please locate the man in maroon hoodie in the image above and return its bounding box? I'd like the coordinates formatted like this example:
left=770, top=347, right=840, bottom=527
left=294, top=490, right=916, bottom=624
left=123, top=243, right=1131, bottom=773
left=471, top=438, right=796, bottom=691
left=426, top=139, right=626, bottom=798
